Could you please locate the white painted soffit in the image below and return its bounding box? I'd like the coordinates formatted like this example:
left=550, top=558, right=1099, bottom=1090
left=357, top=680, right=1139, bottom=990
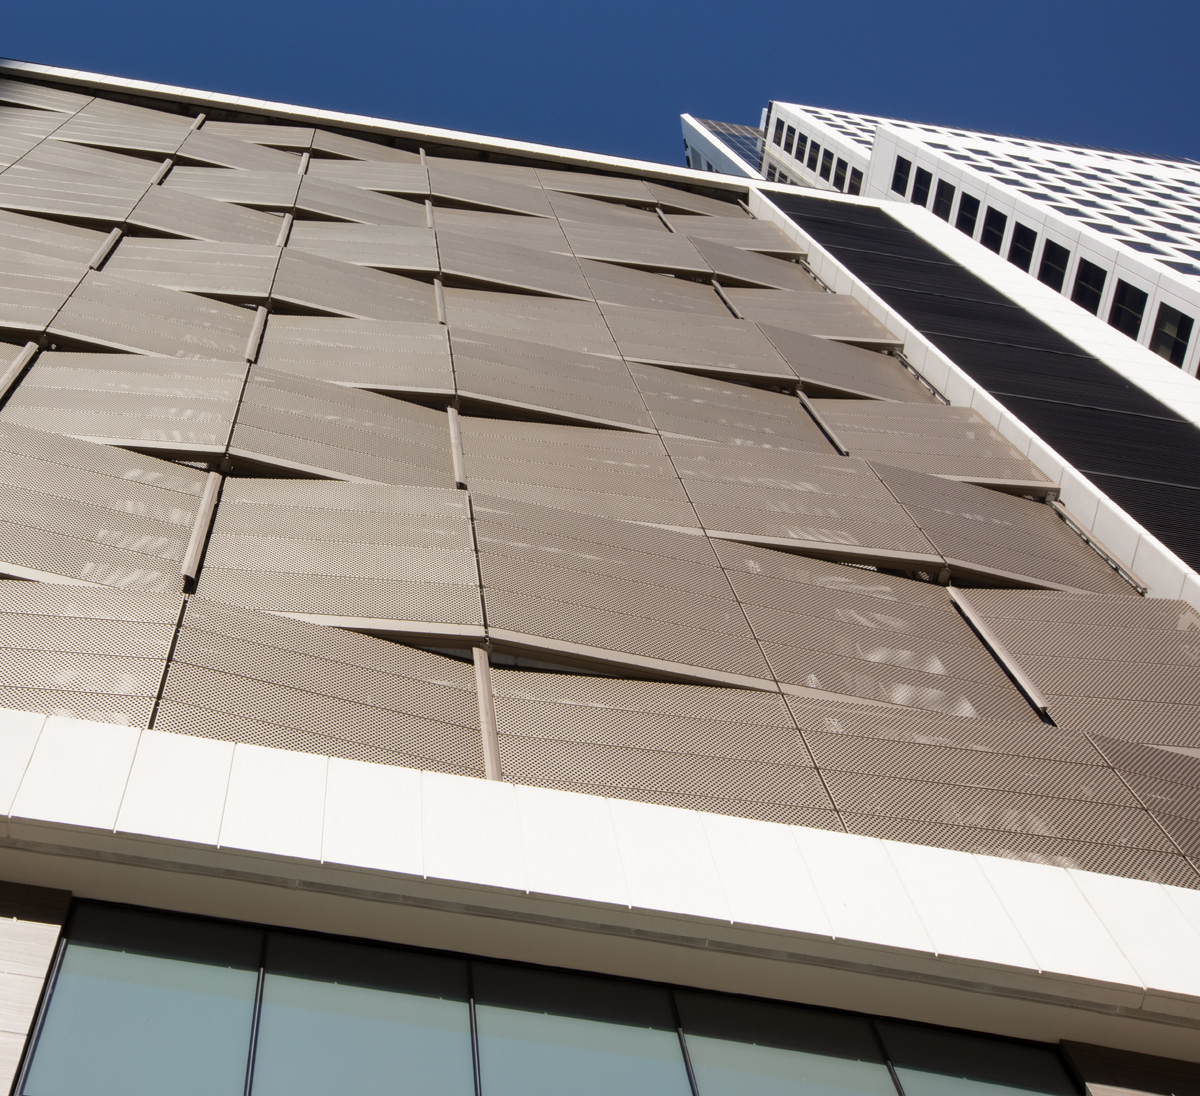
left=2, top=710, right=1200, bottom=1062
left=0, top=58, right=752, bottom=193
left=749, top=185, right=1200, bottom=609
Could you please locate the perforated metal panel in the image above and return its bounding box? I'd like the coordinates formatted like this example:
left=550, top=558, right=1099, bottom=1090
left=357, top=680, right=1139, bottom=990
left=311, top=129, right=422, bottom=162
left=578, top=259, right=728, bottom=316
left=547, top=190, right=665, bottom=230
left=0, top=76, right=91, bottom=113
left=15, top=137, right=163, bottom=184
left=2, top=352, right=245, bottom=451
left=873, top=463, right=1137, bottom=593
left=0, top=169, right=146, bottom=224
left=48, top=97, right=191, bottom=155
left=258, top=315, right=452, bottom=394
left=533, top=168, right=656, bottom=203
left=175, top=128, right=302, bottom=171
left=450, top=329, right=652, bottom=429
left=728, top=291, right=901, bottom=346
left=428, top=165, right=554, bottom=218
left=295, top=176, right=429, bottom=227
left=50, top=271, right=256, bottom=358
left=562, top=222, right=711, bottom=276
left=444, top=289, right=619, bottom=356
left=287, top=222, right=438, bottom=273
left=672, top=214, right=803, bottom=256
left=163, top=167, right=301, bottom=209
left=197, top=480, right=482, bottom=628
left=270, top=248, right=436, bottom=321
left=690, top=238, right=818, bottom=292
left=0, top=421, right=204, bottom=590
left=127, top=185, right=285, bottom=245
left=103, top=239, right=280, bottom=299
left=436, top=229, right=592, bottom=300
left=230, top=366, right=454, bottom=484
left=200, top=121, right=315, bottom=149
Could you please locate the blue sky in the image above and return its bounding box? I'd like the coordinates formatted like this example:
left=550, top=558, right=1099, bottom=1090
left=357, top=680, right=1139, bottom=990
left=6, top=0, right=1198, bottom=166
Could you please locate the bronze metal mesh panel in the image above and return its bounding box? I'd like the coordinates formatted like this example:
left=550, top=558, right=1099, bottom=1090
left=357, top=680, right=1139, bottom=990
left=691, top=238, right=818, bottom=292
left=561, top=222, right=710, bottom=276
left=311, top=129, right=422, bottom=162
left=200, top=121, right=315, bottom=149
left=258, top=315, right=453, bottom=395
left=547, top=191, right=664, bottom=230
left=534, top=168, right=655, bottom=203
left=672, top=215, right=804, bottom=255
left=271, top=248, right=436, bottom=322
left=577, top=259, right=729, bottom=316
left=443, top=290, right=619, bottom=356
left=127, top=185, right=284, bottom=245
left=729, top=291, right=900, bottom=345
left=48, top=98, right=190, bottom=155
left=450, top=329, right=653, bottom=430
left=873, top=462, right=1136, bottom=593
left=428, top=165, right=554, bottom=218
left=162, top=167, right=301, bottom=209
left=103, top=238, right=280, bottom=299
left=287, top=222, right=438, bottom=273
left=437, top=229, right=592, bottom=300
left=295, top=176, right=429, bottom=227
left=643, top=182, right=748, bottom=218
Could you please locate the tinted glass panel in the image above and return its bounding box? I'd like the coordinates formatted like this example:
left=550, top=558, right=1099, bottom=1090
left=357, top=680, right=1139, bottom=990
left=249, top=934, right=473, bottom=1096
left=981, top=207, right=1008, bottom=253
left=807, top=142, right=821, bottom=171
left=1038, top=240, right=1071, bottom=292
left=784, top=126, right=796, bottom=155
left=877, top=1022, right=1075, bottom=1096
left=678, top=992, right=895, bottom=1096
left=932, top=180, right=955, bottom=220
left=767, top=164, right=777, bottom=181
left=796, top=133, right=809, bottom=162
left=1108, top=280, right=1148, bottom=338
left=772, top=119, right=784, bottom=145
left=1008, top=223, right=1037, bottom=271
left=955, top=193, right=980, bottom=236
left=24, top=906, right=259, bottom=1096
left=1151, top=303, right=1195, bottom=367
left=891, top=156, right=912, bottom=196
left=1070, top=258, right=1107, bottom=315
left=834, top=158, right=848, bottom=190
left=473, top=964, right=692, bottom=1096
left=820, top=149, right=834, bottom=181
left=911, top=168, right=932, bottom=207
left=848, top=168, right=863, bottom=196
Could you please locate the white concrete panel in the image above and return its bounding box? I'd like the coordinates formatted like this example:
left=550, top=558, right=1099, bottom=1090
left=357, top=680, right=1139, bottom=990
left=421, top=771, right=525, bottom=892
left=884, top=840, right=1035, bottom=968
left=117, top=729, right=233, bottom=846
left=10, top=717, right=138, bottom=830
left=975, top=855, right=1140, bottom=986
left=219, top=743, right=326, bottom=861
left=792, top=827, right=932, bottom=953
left=322, top=757, right=422, bottom=877
left=1070, top=870, right=1200, bottom=1003
left=516, top=784, right=628, bottom=907
left=608, top=798, right=730, bottom=922
left=702, top=812, right=831, bottom=935
left=0, top=710, right=44, bottom=815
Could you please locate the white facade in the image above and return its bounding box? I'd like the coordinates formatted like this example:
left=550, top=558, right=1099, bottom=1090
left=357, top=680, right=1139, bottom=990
left=706, top=102, right=1200, bottom=376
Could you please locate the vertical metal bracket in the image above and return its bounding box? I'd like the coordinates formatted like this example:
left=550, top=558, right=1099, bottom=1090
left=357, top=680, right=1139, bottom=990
left=181, top=472, right=223, bottom=583
left=447, top=406, right=468, bottom=489
left=473, top=647, right=502, bottom=781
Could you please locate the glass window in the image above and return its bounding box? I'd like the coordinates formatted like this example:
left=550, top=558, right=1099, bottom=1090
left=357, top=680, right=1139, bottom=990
left=249, top=934, right=474, bottom=1096
left=1151, top=303, right=1195, bottom=367
left=981, top=207, right=1008, bottom=253
left=891, top=156, right=912, bottom=196
left=877, top=1022, right=1075, bottom=1096
left=766, top=164, right=777, bottom=181
left=820, top=149, right=834, bottom=181
left=834, top=158, right=848, bottom=190
left=1108, top=279, right=1149, bottom=338
left=932, top=180, right=955, bottom=220
left=473, top=964, right=693, bottom=1096
left=1008, top=223, right=1038, bottom=271
left=807, top=142, right=821, bottom=172
left=956, top=193, right=981, bottom=236
left=23, top=905, right=260, bottom=1096
left=678, top=992, right=896, bottom=1096
left=847, top=168, right=864, bottom=196
left=1038, top=240, right=1071, bottom=292
left=911, top=168, right=932, bottom=207
left=784, top=126, right=796, bottom=156
left=778, top=172, right=790, bottom=184
left=1071, top=258, right=1107, bottom=314
left=795, top=132, right=809, bottom=162
left=772, top=119, right=784, bottom=145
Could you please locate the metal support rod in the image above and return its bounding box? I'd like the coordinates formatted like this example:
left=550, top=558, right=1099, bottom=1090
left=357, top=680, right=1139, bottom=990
left=181, top=472, right=223, bottom=582
left=297, top=151, right=310, bottom=175
left=434, top=276, right=447, bottom=324
left=273, top=212, right=294, bottom=249
left=0, top=342, right=38, bottom=406
left=711, top=278, right=742, bottom=319
left=87, top=227, right=122, bottom=270
left=947, top=586, right=1053, bottom=717
left=473, top=647, right=502, bottom=781
left=188, top=112, right=206, bottom=132
left=425, top=198, right=435, bottom=229
left=447, top=406, right=468, bottom=488
left=243, top=305, right=268, bottom=363
left=419, top=147, right=427, bottom=166
left=149, top=158, right=173, bottom=186
left=798, top=390, right=850, bottom=455
left=655, top=205, right=675, bottom=233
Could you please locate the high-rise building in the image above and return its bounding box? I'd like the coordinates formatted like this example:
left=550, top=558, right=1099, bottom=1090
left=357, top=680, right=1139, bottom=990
left=1, top=60, right=1199, bottom=1096
left=686, top=104, right=1200, bottom=377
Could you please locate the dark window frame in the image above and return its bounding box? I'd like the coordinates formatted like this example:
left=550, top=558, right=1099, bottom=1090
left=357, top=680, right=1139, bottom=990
left=911, top=167, right=932, bottom=207
left=1038, top=240, right=1072, bottom=293
left=891, top=156, right=912, bottom=196
left=932, top=179, right=955, bottom=220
